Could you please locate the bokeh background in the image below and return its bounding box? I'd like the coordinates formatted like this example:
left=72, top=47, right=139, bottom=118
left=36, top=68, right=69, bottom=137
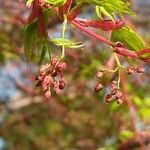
left=0, top=0, right=150, bottom=149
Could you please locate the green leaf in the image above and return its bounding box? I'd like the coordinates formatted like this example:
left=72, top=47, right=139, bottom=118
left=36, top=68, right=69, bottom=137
left=45, top=0, right=67, bottom=7
left=23, top=22, right=46, bottom=62
left=52, top=38, right=84, bottom=49
left=76, top=0, right=104, bottom=5
left=95, top=0, right=135, bottom=20
left=111, top=26, right=148, bottom=51
left=38, top=45, right=47, bottom=65
left=76, top=0, right=135, bottom=20
left=96, top=6, right=114, bottom=21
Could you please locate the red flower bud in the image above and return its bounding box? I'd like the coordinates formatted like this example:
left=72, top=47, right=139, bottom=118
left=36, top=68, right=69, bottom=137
left=57, top=62, right=67, bottom=72
left=127, top=67, right=135, bottom=75
left=59, top=80, right=66, bottom=90
left=96, top=71, right=103, bottom=78
left=53, top=82, right=60, bottom=94
left=43, top=75, right=52, bottom=86
left=38, top=75, right=44, bottom=81
left=51, top=57, right=59, bottom=66
left=136, top=67, right=145, bottom=73
left=95, top=83, right=103, bottom=92
left=105, top=94, right=112, bottom=103
left=44, top=91, right=51, bottom=99
left=115, top=90, right=123, bottom=99
left=111, top=81, right=117, bottom=91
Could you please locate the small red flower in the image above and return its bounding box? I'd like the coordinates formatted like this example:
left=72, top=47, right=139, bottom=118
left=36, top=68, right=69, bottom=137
left=44, top=90, right=51, bottom=99
left=95, top=83, right=103, bottom=92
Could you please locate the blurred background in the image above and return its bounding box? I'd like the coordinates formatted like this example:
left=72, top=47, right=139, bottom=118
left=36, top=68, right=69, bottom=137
left=0, top=0, right=150, bottom=149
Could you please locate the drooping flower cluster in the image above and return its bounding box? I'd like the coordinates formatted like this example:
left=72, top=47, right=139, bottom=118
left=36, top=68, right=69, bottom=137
left=127, top=66, right=145, bottom=75
left=105, top=81, right=123, bottom=105
left=35, top=57, right=67, bottom=99
left=95, top=68, right=124, bottom=105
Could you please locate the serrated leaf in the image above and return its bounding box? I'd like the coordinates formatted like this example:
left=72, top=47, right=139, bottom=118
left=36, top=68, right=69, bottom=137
left=76, top=0, right=135, bottom=20
left=111, top=26, right=148, bottom=51
left=45, top=0, right=67, bottom=7
left=95, top=0, right=135, bottom=20
left=52, top=38, right=84, bottom=48
left=96, top=6, right=114, bottom=21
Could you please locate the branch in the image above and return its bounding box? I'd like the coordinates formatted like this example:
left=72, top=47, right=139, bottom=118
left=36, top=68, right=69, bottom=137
left=71, top=20, right=115, bottom=47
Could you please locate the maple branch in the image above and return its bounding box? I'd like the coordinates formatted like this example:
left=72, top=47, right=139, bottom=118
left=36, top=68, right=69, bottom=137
left=71, top=20, right=115, bottom=47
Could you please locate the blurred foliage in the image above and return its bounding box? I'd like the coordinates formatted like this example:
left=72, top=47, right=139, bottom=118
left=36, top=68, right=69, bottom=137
left=0, top=0, right=150, bottom=150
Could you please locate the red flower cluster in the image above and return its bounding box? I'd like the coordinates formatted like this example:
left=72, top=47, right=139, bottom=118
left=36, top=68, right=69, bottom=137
left=35, top=57, right=67, bottom=99
left=105, top=81, right=123, bottom=105
left=127, top=66, right=145, bottom=75
left=95, top=69, right=124, bottom=105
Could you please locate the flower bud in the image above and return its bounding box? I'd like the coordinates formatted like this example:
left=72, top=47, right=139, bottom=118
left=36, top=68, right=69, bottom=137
left=59, top=80, right=66, bottom=90
left=38, top=75, right=44, bottom=81
left=43, top=75, right=52, bottom=86
left=42, top=84, right=49, bottom=91
left=127, top=67, right=135, bottom=75
left=44, top=91, right=51, bottom=99
left=95, top=83, right=103, bottom=92
left=111, top=81, right=117, bottom=91
left=136, top=67, right=145, bottom=73
left=115, top=90, right=123, bottom=99
left=53, top=82, right=60, bottom=94
left=51, top=57, right=59, bottom=66
left=57, top=62, right=67, bottom=72
left=96, top=71, right=103, bottom=78
left=105, top=94, right=112, bottom=103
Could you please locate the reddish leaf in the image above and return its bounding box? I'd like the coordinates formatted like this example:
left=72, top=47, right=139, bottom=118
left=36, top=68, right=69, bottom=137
left=27, top=0, right=41, bottom=23
left=37, top=7, right=48, bottom=37
left=75, top=19, right=125, bottom=31
left=67, top=6, right=81, bottom=21
left=58, top=0, right=73, bottom=19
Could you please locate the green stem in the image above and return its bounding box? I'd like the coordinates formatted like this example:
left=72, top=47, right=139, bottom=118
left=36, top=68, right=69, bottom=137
left=113, top=53, right=122, bottom=89
left=114, top=53, right=121, bottom=67
left=60, top=15, right=67, bottom=59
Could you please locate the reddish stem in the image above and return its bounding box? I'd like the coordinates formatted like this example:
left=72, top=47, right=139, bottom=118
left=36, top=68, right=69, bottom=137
left=71, top=20, right=115, bottom=47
